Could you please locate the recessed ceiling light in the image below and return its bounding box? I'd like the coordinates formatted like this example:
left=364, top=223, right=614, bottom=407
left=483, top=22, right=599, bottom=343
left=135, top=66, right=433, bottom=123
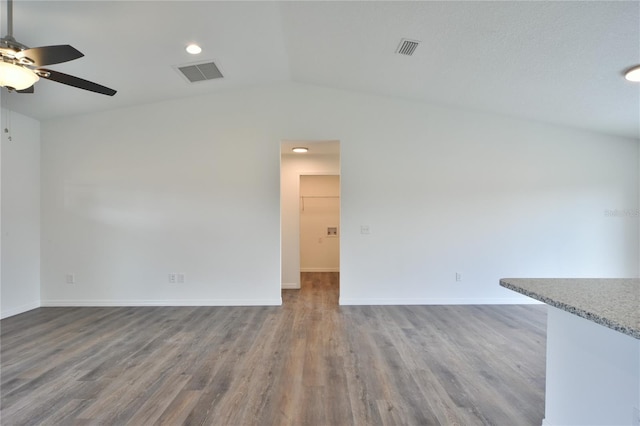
left=292, top=147, right=309, bottom=153
left=624, top=65, right=640, bottom=82
left=186, top=44, right=202, bottom=55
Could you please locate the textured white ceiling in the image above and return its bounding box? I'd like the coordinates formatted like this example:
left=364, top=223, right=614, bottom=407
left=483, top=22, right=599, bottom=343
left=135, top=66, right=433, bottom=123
left=1, top=1, right=639, bottom=139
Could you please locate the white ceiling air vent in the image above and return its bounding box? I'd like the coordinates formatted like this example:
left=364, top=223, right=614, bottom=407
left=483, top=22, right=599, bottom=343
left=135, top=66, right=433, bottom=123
left=396, top=39, right=420, bottom=56
left=176, top=61, right=223, bottom=83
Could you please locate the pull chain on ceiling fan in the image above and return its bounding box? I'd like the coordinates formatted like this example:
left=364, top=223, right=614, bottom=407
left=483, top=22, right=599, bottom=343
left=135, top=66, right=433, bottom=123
left=0, top=0, right=116, bottom=96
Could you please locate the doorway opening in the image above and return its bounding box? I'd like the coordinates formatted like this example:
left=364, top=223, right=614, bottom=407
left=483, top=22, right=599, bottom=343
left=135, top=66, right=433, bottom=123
left=280, top=140, right=340, bottom=303
left=299, top=175, right=340, bottom=303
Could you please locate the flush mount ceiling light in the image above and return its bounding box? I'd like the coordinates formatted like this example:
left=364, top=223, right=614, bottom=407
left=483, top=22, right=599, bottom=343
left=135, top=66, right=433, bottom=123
left=624, top=65, right=640, bottom=82
left=186, top=44, right=202, bottom=55
left=292, top=147, right=309, bottom=153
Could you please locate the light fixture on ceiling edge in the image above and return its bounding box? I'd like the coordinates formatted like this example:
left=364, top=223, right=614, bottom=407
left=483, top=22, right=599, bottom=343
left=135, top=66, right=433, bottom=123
left=0, top=61, right=39, bottom=90
left=292, top=147, right=309, bottom=153
left=624, top=65, right=640, bottom=82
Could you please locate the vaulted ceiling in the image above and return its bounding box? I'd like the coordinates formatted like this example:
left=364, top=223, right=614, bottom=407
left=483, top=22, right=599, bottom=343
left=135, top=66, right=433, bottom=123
left=2, top=1, right=639, bottom=139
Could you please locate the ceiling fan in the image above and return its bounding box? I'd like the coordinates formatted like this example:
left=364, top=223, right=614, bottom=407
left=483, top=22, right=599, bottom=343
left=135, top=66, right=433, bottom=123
left=0, top=0, right=116, bottom=95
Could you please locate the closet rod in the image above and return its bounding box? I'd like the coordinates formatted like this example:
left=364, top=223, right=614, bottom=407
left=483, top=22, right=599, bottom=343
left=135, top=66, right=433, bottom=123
left=300, top=195, right=340, bottom=212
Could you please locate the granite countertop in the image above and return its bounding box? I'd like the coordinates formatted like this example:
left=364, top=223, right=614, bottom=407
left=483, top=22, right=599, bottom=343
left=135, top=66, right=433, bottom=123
left=500, top=278, right=640, bottom=340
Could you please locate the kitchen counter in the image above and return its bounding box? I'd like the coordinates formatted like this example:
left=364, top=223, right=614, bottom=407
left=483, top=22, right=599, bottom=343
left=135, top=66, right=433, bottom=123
left=500, top=278, right=640, bottom=426
left=499, top=278, right=639, bottom=339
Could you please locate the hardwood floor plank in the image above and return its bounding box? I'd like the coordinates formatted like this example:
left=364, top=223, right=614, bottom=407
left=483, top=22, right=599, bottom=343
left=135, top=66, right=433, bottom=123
left=1, top=272, right=546, bottom=425
left=154, top=389, right=202, bottom=426
left=270, top=335, right=305, bottom=426
left=128, top=374, right=192, bottom=425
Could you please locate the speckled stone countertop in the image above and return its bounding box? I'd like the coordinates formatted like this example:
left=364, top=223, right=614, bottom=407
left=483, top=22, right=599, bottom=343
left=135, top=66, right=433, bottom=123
left=500, top=278, right=640, bottom=340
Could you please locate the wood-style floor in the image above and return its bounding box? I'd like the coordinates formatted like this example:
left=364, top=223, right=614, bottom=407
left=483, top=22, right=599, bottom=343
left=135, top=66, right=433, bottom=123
left=1, top=273, right=547, bottom=425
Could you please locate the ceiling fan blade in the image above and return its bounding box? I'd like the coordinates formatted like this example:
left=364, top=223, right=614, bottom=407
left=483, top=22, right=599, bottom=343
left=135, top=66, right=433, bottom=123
left=38, top=69, right=116, bottom=96
left=17, top=45, right=84, bottom=67
left=17, top=85, right=34, bottom=94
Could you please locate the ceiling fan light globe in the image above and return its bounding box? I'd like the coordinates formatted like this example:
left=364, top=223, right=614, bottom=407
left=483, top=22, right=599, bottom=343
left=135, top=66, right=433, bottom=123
left=0, top=62, right=39, bottom=90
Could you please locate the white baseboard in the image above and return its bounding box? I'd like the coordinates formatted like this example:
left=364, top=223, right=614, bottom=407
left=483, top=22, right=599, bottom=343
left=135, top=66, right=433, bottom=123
left=541, top=418, right=553, bottom=426
left=300, top=267, right=340, bottom=272
left=339, top=297, right=544, bottom=306
left=37, top=296, right=541, bottom=308
left=1, top=301, right=41, bottom=319
left=41, top=298, right=282, bottom=307
left=281, top=282, right=301, bottom=289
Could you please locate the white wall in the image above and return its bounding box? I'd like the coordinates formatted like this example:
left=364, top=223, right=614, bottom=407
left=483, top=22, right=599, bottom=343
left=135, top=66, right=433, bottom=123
left=281, top=151, right=340, bottom=289
left=38, top=83, right=638, bottom=306
left=300, top=175, right=340, bottom=272
left=40, top=91, right=283, bottom=306
left=342, top=109, right=640, bottom=304
left=1, top=107, right=41, bottom=318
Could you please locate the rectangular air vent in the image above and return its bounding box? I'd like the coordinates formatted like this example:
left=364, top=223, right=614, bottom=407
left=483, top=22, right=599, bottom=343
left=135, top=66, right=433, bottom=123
left=176, top=61, right=223, bottom=83
left=396, top=39, right=420, bottom=56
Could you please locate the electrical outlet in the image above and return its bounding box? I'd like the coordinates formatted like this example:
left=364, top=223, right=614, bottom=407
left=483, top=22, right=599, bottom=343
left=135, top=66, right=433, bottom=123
left=360, top=225, right=370, bottom=234
left=455, top=272, right=462, bottom=282
left=168, top=273, right=177, bottom=284
left=66, top=273, right=75, bottom=284
left=177, top=273, right=186, bottom=284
